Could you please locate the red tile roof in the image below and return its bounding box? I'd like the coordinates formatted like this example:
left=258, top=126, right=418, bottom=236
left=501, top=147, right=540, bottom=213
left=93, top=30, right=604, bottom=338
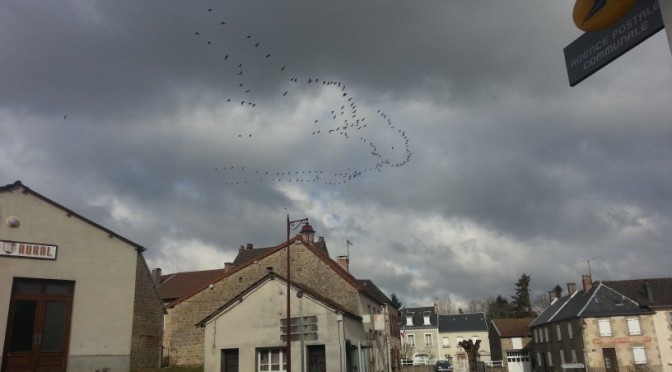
left=159, top=268, right=229, bottom=302
left=491, top=318, right=534, bottom=338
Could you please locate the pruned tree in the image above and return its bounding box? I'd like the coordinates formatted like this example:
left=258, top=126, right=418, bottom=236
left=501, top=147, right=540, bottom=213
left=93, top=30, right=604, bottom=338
left=458, top=338, right=481, bottom=372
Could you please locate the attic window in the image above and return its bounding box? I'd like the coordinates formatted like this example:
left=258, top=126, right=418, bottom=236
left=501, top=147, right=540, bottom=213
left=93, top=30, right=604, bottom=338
left=406, top=313, right=414, bottom=326
left=423, top=311, right=431, bottom=325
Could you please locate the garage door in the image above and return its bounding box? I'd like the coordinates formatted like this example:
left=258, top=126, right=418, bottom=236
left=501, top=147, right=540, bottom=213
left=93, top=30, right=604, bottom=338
left=507, top=351, right=531, bottom=372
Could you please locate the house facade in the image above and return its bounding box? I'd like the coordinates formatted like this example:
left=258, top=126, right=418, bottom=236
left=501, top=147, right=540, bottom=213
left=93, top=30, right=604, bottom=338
left=400, top=306, right=439, bottom=364
left=158, top=235, right=401, bottom=370
left=530, top=275, right=661, bottom=372
left=0, top=181, right=164, bottom=371
left=489, top=318, right=534, bottom=372
left=438, top=312, right=491, bottom=371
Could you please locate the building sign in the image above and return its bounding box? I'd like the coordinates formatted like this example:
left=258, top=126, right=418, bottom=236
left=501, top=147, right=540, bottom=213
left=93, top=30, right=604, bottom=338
left=0, top=240, right=57, bottom=260
left=564, top=0, right=664, bottom=86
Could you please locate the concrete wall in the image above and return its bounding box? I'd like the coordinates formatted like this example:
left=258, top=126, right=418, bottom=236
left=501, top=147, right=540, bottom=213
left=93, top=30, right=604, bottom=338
left=0, top=187, right=139, bottom=371
left=203, top=279, right=357, bottom=372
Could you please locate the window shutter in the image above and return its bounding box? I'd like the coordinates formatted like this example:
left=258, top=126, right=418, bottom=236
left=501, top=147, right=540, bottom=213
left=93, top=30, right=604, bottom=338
left=633, top=346, right=647, bottom=364
left=567, top=323, right=573, bottom=339
left=627, top=318, right=642, bottom=335
left=556, top=325, right=562, bottom=341
left=547, top=352, right=553, bottom=366
left=598, top=319, right=612, bottom=336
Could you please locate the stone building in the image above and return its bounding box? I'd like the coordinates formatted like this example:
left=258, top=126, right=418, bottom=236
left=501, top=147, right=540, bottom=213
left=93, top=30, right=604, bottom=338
left=530, top=275, right=661, bottom=372
left=0, top=181, right=164, bottom=371
left=157, top=233, right=401, bottom=370
left=489, top=317, right=534, bottom=372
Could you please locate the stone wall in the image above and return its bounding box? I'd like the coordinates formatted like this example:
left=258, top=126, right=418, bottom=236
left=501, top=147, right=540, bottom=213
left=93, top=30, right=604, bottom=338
left=130, top=253, right=165, bottom=368
left=167, top=242, right=363, bottom=366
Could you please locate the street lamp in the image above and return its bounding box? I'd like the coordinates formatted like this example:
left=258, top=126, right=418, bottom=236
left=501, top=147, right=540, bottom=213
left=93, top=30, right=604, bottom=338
left=286, top=215, right=314, bottom=371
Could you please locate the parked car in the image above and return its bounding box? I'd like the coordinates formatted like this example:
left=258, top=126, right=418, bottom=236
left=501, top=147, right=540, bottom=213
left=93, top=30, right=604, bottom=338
left=435, top=360, right=453, bottom=372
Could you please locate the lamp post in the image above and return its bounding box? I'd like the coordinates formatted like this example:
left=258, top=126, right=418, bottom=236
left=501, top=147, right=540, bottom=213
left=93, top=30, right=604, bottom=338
left=286, top=215, right=315, bottom=372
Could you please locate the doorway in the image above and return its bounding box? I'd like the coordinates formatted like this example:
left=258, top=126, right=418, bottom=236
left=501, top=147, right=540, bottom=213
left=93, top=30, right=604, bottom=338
left=221, top=348, right=239, bottom=372
left=602, top=348, right=619, bottom=372
left=2, top=278, right=74, bottom=372
left=307, top=345, right=326, bottom=372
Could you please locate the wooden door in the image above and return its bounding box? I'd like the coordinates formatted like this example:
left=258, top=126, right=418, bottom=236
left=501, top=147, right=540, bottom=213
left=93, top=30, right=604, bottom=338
left=2, top=279, right=73, bottom=372
left=602, top=348, right=619, bottom=372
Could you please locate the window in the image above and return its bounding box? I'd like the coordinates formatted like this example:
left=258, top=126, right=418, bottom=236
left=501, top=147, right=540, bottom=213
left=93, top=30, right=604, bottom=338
left=547, top=352, right=553, bottom=366
left=568, top=323, right=574, bottom=339
left=406, top=313, right=414, bottom=326
left=442, top=337, right=450, bottom=348
left=407, top=334, right=416, bottom=347
left=627, top=318, right=642, bottom=335
left=456, top=337, right=463, bottom=349
left=556, top=325, right=562, bottom=341
left=425, top=333, right=433, bottom=346
left=633, top=346, right=647, bottom=364
left=533, top=329, right=538, bottom=343
left=598, top=319, right=612, bottom=337
left=258, top=348, right=286, bottom=372
left=512, top=337, right=522, bottom=350
left=544, top=328, right=549, bottom=342
left=423, top=311, right=431, bottom=325
left=471, top=336, right=479, bottom=343
left=571, top=350, right=577, bottom=363
left=560, top=349, right=565, bottom=365
left=537, top=352, right=543, bottom=366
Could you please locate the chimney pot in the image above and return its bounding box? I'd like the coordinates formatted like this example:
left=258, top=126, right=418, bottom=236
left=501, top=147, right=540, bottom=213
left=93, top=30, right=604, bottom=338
left=246, top=243, right=253, bottom=250
left=548, top=290, right=557, bottom=303
left=337, top=255, right=349, bottom=272
left=151, top=268, right=162, bottom=286
left=239, top=245, right=245, bottom=252
left=567, top=283, right=577, bottom=295
left=582, top=274, right=593, bottom=293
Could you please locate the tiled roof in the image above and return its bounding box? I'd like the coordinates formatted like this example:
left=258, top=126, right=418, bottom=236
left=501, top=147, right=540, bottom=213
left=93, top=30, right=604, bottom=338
left=438, top=312, right=488, bottom=333
left=603, top=278, right=672, bottom=307
left=530, top=282, right=654, bottom=327
left=491, top=318, right=534, bottom=337
left=196, top=273, right=360, bottom=327
left=158, top=268, right=229, bottom=301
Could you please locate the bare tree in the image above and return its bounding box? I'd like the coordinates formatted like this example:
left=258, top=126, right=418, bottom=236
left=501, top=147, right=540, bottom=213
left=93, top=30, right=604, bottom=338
left=433, top=296, right=458, bottom=315
left=467, top=298, right=490, bottom=314
left=531, top=293, right=551, bottom=315
left=458, top=338, right=481, bottom=372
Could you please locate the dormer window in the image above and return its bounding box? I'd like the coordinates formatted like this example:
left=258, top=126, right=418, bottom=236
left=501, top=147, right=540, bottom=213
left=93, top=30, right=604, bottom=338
left=406, top=313, right=414, bottom=326
left=423, top=311, right=431, bottom=325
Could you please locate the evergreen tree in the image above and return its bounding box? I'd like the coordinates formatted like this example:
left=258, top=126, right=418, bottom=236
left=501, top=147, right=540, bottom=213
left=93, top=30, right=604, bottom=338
left=488, top=295, right=511, bottom=319
left=390, top=293, right=403, bottom=309
left=510, top=273, right=535, bottom=317
left=553, top=284, right=563, bottom=299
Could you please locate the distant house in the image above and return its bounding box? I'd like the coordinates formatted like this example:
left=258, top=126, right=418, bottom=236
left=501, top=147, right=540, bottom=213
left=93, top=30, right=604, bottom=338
left=438, top=312, right=491, bottom=370
left=0, top=181, right=164, bottom=371
left=530, top=275, right=660, bottom=372
left=400, top=306, right=439, bottom=364
left=157, top=234, right=401, bottom=371
left=603, top=278, right=672, bottom=369
left=489, top=318, right=534, bottom=372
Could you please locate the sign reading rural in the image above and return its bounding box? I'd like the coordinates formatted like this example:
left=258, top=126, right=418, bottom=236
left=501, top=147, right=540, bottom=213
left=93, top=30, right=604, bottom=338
left=0, top=240, right=58, bottom=260
left=564, top=0, right=665, bottom=86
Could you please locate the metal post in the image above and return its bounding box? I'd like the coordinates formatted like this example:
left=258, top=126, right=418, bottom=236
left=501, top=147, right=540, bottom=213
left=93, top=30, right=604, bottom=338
left=660, top=0, right=672, bottom=55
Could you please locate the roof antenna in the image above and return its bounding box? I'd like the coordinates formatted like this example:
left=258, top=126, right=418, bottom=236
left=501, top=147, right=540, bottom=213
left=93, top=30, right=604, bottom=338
left=577, top=257, right=598, bottom=276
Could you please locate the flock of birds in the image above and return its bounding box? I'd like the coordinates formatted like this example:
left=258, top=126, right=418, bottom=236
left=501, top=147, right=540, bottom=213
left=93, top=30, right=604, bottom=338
left=196, top=8, right=412, bottom=186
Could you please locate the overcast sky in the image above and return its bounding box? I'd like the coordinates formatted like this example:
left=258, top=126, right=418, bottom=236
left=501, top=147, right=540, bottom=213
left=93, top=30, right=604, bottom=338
left=2, top=0, right=671, bottom=308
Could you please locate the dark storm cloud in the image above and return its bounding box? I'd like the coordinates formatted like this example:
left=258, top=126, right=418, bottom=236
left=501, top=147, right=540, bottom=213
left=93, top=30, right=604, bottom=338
left=2, top=0, right=671, bottom=307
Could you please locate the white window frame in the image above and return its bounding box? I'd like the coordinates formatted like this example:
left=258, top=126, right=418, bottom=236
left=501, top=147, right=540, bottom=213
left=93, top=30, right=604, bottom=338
left=258, top=348, right=287, bottom=372
left=633, top=346, right=647, bottom=364
left=442, top=337, right=450, bottom=348
left=425, top=333, right=433, bottom=346
left=556, top=325, right=562, bottom=341
left=407, top=334, right=416, bottom=347
left=567, top=323, right=574, bottom=339
left=406, top=313, right=414, bottom=326
left=598, top=319, right=612, bottom=337
left=423, top=311, right=431, bottom=326
left=627, top=318, right=642, bottom=335
left=547, top=351, right=553, bottom=366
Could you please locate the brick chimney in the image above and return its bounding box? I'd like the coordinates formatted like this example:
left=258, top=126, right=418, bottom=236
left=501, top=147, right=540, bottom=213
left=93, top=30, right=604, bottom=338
left=337, top=255, right=349, bottom=272
left=582, top=274, right=593, bottom=293
left=224, top=262, right=233, bottom=272
left=246, top=243, right=253, bottom=250
left=151, top=268, right=162, bottom=286
left=567, top=282, right=577, bottom=295
left=548, top=290, right=557, bottom=303
left=239, top=245, right=245, bottom=252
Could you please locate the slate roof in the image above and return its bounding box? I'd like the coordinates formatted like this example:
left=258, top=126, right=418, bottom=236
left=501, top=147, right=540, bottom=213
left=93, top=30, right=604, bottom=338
left=603, top=278, right=672, bottom=308
left=530, top=282, right=654, bottom=327
left=490, top=318, right=534, bottom=338
left=358, top=279, right=392, bottom=306
left=438, top=312, right=488, bottom=333
left=402, top=306, right=438, bottom=328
